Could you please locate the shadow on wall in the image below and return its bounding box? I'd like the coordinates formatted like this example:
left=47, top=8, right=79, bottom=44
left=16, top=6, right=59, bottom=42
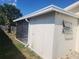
left=0, top=28, right=26, bottom=59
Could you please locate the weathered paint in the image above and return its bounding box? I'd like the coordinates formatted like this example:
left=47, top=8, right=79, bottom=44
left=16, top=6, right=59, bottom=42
left=28, top=12, right=55, bottom=59
left=53, top=12, right=78, bottom=59
left=75, top=20, right=79, bottom=52
left=28, top=11, right=78, bottom=59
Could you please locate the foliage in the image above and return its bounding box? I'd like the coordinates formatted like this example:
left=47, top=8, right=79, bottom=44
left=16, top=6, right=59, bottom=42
left=0, top=28, right=41, bottom=59
left=0, top=4, right=22, bottom=25
left=0, top=3, right=22, bottom=32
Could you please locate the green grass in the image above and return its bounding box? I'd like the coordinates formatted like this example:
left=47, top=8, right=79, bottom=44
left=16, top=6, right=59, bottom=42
left=0, top=29, right=41, bottom=59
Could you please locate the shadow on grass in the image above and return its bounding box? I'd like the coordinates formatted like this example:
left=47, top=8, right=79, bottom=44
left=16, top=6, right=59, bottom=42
left=0, top=28, right=26, bottom=59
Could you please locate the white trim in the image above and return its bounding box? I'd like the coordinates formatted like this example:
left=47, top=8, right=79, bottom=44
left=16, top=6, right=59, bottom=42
left=13, top=5, right=79, bottom=22
left=25, top=19, right=29, bottom=22
left=64, top=1, right=79, bottom=11
left=15, top=37, right=28, bottom=47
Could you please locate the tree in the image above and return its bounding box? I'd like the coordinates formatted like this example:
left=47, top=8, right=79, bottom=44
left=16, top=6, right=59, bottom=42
left=0, top=5, right=7, bottom=25
left=0, top=4, right=22, bottom=33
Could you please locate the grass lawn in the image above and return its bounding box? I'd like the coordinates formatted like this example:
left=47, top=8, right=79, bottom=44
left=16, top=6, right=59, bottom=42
left=0, top=28, right=41, bottom=59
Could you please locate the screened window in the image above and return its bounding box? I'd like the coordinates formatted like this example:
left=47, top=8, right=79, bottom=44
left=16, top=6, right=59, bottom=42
left=62, top=20, right=73, bottom=40
left=62, top=21, right=72, bottom=34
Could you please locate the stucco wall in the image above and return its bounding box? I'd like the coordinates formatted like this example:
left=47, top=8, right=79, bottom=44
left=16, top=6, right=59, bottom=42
left=28, top=11, right=78, bottom=59
left=53, top=12, right=78, bottom=59
left=65, top=6, right=79, bottom=14
left=75, top=20, right=79, bottom=52
left=28, top=12, right=55, bottom=59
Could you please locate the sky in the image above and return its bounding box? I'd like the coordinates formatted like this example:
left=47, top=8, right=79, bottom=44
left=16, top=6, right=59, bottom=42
left=0, top=0, right=78, bottom=15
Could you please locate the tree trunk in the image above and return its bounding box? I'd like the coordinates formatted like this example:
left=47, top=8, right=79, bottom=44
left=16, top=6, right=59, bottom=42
left=8, top=24, right=11, bottom=33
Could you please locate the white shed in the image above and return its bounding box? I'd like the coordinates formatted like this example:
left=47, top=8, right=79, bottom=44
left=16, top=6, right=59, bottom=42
left=14, top=4, right=79, bottom=59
